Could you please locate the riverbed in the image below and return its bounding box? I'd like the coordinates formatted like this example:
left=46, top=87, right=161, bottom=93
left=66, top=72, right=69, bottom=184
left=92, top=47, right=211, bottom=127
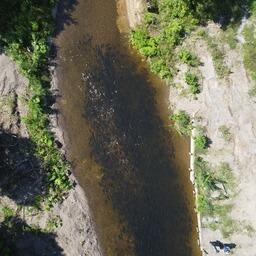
left=54, top=0, right=200, bottom=255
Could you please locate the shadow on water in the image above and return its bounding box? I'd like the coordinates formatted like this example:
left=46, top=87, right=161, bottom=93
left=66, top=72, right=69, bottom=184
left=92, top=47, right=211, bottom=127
left=54, top=0, right=78, bottom=37
left=82, top=41, right=193, bottom=256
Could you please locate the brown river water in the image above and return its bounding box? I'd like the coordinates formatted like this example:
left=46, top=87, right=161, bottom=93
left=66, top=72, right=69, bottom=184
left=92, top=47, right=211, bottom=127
left=54, top=0, right=201, bottom=255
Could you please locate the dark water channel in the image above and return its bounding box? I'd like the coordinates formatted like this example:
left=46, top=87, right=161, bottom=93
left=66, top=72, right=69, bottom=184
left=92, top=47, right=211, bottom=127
left=54, top=0, right=201, bottom=255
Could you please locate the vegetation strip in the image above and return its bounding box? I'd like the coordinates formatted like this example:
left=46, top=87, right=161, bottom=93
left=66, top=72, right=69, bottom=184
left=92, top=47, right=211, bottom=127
left=0, top=0, right=72, bottom=207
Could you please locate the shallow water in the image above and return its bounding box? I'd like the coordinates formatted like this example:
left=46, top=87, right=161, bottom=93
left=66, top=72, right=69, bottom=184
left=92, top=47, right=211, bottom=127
left=54, top=0, right=201, bottom=255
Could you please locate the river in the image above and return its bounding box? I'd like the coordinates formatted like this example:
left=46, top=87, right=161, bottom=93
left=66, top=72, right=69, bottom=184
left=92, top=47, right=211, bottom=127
left=54, top=0, right=201, bottom=255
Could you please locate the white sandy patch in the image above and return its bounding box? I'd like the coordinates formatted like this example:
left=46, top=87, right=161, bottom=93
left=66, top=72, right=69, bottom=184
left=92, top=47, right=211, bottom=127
left=124, top=0, right=145, bottom=29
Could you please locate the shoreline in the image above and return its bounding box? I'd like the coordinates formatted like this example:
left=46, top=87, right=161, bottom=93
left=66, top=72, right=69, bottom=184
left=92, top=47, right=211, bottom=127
left=50, top=69, right=103, bottom=255
left=190, top=124, right=204, bottom=255
left=124, top=1, right=256, bottom=255
left=123, top=0, right=203, bottom=254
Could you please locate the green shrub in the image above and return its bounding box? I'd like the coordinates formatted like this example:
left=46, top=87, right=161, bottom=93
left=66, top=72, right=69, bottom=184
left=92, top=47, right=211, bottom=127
left=194, top=134, right=207, bottom=152
left=185, top=72, right=200, bottom=94
left=195, top=157, right=218, bottom=192
left=195, top=157, right=236, bottom=236
left=195, top=157, right=219, bottom=215
left=250, top=0, right=256, bottom=15
left=46, top=216, right=62, bottom=231
left=130, top=27, right=158, bottom=57
left=1, top=207, right=15, bottom=218
left=197, top=194, right=214, bottom=215
left=144, top=12, right=158, bottom=26
left=149, top=58, right=172, bottom=79
left=170, top=110, right=192, bottom=136
left=178, top=48, right=200, bottom=67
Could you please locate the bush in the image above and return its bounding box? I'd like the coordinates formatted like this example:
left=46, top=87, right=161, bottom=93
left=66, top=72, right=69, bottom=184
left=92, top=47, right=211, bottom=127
left=130, top=27, right=158, bottom=57
left=170, top=110, right=192, bottom=136
left=144, top=12, right=158, bottom=26
left=178, top=48, right=200, bottom=67
left=150, top=58, right=172, bottom=79
left=195, top=157, right=218, bottom=215
left=130, top=0, right=199, bottom=81
left=194, top=134, right=207, bottom=152
left=185, top=72, right=200, bottom=94
left=1, top=207, right=15, bottom=218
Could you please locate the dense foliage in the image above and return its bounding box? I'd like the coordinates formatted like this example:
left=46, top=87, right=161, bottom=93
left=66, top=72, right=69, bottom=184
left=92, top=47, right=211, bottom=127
left=130, top=0, right=251, bottom=82
left=130, top=0, right=198, bottom=80
left=0, top=0, right=72, bottom=206
left=170, top=110, right=192, bottom=136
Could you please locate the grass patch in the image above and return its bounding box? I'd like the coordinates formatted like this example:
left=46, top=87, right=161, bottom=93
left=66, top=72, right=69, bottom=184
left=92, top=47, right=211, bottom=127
left=243, top=20, right=256, bottom=96
left=217, top=162, right=235, bottom=192
left=178, top=48, right=200, bottom=67
left=194, top=134, right=208, bottom=153
left=195, top=157, right=237, bottom=237
left=184, top=71, right=201, bottom=95
left=200, top=30, right=231, bottom=79
left=222, top=25, right=238, bottom=49
left=219, top=125, right=232, bottom=142
left=195, top=157, right=218, bottom=215
left=249, top=85, right=256, bottom=97
left=170, top=110, right=192, bottom=136
left=1, top=207, right=15, bottom=219
left=45, top=216, right=62, bottom=232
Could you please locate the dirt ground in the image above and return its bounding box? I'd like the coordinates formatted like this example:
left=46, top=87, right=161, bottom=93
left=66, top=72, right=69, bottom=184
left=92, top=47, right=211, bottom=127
left=169, top=23, right=256, bottom=255
left=124, top=0, right=145, bottom=28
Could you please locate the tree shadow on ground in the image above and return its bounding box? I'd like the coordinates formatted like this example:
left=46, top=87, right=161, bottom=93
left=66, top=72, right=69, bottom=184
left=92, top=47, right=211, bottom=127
left=0, top=130, right=47, bottom=206
left=83, top=39, right=193, bottom=256
left=196, top=0, right=252, bottom=27
left=0, top=217, right=64, bottom=256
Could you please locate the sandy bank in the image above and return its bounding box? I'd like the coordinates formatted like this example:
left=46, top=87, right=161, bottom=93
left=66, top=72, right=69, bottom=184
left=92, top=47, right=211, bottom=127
left=124, top=0, right=145, bottom=28
left=169, top=23, right=256, bottom=255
